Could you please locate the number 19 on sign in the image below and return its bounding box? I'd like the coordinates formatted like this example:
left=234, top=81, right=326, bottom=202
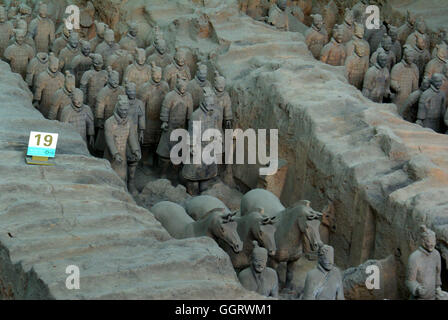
left=26, top=131, right=59, bottom=165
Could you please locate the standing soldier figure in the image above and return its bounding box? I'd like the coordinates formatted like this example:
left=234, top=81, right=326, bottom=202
left=145, top=25, right=163, bottom=58
left=416, top=73, right=446, bottom=133
left=119, top=22, right=138, bottom=54
left=339, top=9, right=354, bottom=44
left=4, top=28, right=34, bottom=79
left=138, top=62, right=169, bottom=166
left=123, top=48, right=151, bottom=92
left=59, top=32, right=80, bottom=73
left=397, top=10, right=417, bottom=46
left=412, top=34, right=431, bottom=82
left=320, top=25, right=346, bottom=66
left=305, top=14, right=328, bottom=60
left=345, top=41, right=369, bottom=90
left=0, top=6, right=13, bottom=60
left=29, top=2, right=54, bottom=53
left=106, top=48, right=133, bottom=84
left=156, top=75, right=193, bottom=176
left=48, top=71, right=75, bottom=121
left=187, top=63, right=211, bottom=111
left=26, top=52, right=48, bottom=89
left=104, top=95, right=141, bottom=183
left=164, top=48, right=192, bottom=90
left=406, top=19, right=430, bottom=51
left=146, top=38, right=171, bottom=70
left=51, top=24, right=70, bottom=57
left=60, top=88, right=95, bottom=147
left=362, top=52, right=391, bottom=103
left=95, top=28, right=120, bottom=65
left=80, top=53, right=108, bottom=109
left=424, top=45, right=447, bottom=79
left=391, top=47, right=419, bottom=111
left=70, top=40, right=93, bottom=87
left=90, top=21, right=108, bottom=52
left=370, top=36, right=396, bottom=71
left=401, top=77, right=430, bottom=123
left=388, top=26, right=402, bottom=63
left=345, top=22, right=369, bottom=60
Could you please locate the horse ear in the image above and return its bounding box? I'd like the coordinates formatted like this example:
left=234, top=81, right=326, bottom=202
left=261, top=216, right=271, bottom=225
left=298, top=200, right=311, bottom=207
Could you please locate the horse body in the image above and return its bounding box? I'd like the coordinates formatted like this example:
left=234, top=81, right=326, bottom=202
left=185, top=195, right=231, bottom=221
left=240, top=189, right=285, bottom=217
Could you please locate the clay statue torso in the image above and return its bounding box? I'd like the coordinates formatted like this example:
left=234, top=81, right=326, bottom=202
left=186, top=77, right=211, bottom=110
left=34, top=70, right=65, bottom=118
left=305, top=26, right=328, bottom=60
left=345, top=52, right=369, bottom=90
left=302, top=265, right=345, bottom=300
left=70, top=54, right=93, bottom=87
left=0, top=21, right=13, bottom=58
left=391, top=61, right=419, bottom=108
left=164, top=62, right=192, bottom=90
left=123, top=62, right=151, bottom=92
left=80, top=69, right=109, bottom=109
left=4, top=42, right=34, bottom=78
left=29, top=16, right=55, bottom=53
left=362, top=64, right=390, bottom=103
left=320, top=39, right=346, bottom=66
left=417, top=86, right=446, bottom=132
left=25, top=53, right=49, bottom=89
left=48, top=87, right=72, bottom=120
left=238, top=267, right=279, bottom=298
left=60, top=104, right=95, bottom=142
left=146, top=51, right=172, bottom=70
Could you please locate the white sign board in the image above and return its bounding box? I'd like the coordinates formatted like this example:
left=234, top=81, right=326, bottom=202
left=27, top=131, right=59, bottom=158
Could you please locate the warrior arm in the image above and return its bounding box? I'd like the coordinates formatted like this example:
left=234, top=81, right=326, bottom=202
left=49, top=21, right=55, bottom=43
left=104, top=120, right=118, bottom=156
left=95, top=91, right=106, bottom=120
left=80, top=72, right=91, bottom=99
left=417, top=94, right=427, bottom=121
left=128, top=127, right=140, bottom=156
left=138, top=104, right=146, bottom=131
left=86, top=106, right=95, bottom=137
left=47, top=93, right=61, bottom=120
left=33, top=74, right=45, bottom=102
left=405, top=255, right=421, bottom=297
left=25, top=60, right=35, bottom=87
left=301, top=272, right=316, bottom=300
left=159, top=95, right=171, bottom=123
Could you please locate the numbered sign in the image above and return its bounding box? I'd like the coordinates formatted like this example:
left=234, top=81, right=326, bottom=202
left=27, top=131, right=59, bottom=158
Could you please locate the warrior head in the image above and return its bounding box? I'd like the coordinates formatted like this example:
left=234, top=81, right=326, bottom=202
left=150, top=62, right=162, bottom=83
left=311, top=14, right=323, bottom=31
left=124, top=79, right=137, bottom=100
left=174, top=48, right=186, bottom=67
left=104, top=29, right=115, bottom=46
left=318, top=244, right=335, bottom=271
left=81, top=40, right=91, bottom=57
left=251, top=240, right=268, bottom=274
left=72, top=88, right=84, bottom=108
left=64, top=71, right=76, bottom=93
left=135, top=48, right=146, bottom=66
left=214, top=71, right=226, bottom=93
left=420, top=225, right=436, bottom=252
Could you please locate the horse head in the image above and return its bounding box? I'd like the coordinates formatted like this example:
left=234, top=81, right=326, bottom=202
left=294, top=200, right=323, bottom=252
left=209, top=208, right=243, bottom=253
left=249, top=209, right=277, bottom=257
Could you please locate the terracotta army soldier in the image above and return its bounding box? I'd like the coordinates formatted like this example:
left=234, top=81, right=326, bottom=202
left=164, top=48, right=192, bottom=90
left=424, top=44, right=448, bottom=79
left=339, top=9, right=354, bottom=44
left=345, top=41, right=369, bottom=90
left=416, top=73, right=446, bottom=133
left=406, top=225, right=448, bottom=300
left=70, top=40, right=93, bottom=87
left=146, top=38, right=172, bottom=69
left=401, top=76, right=430, bottom=122
left=104, top=95, right=141, bottom=182
left=432, top=33, right=447, bottom=59
left=4, top=28, right=34, bottom=79
left=106, top=48, right=133, bottom=83
left=156, top=75, right=193, bottom=175
left=59, top=32, right=80, bottom=73
left=28, top=2, right=54, bottom=53
left=238, top=241, right=279, bottom=298
left=138, top=62, right=169, bottom=166
left=10, top=16, right=36, bottom=50
left=60, top=88, right=95, bottom=147
left=213, top=72, right=233, bottom=131
left=7, top=3, right=17, bottom=21
left=352, top=0, right=369, bottom=24
left=320, top=25, right=346, bottom=67
left=364, top=19, right=387, bottom=55
left=266, top=0, right=289, bottom=32
left=397, top=10, right=417, bottom=46
left=17, top=3, right=32, bottom=26
left=388, top=26, right=402, bottom=63
left=48, top=71, right=75, bottom=121
left=406, top=18, right=430, bottom=51
left=119, top=22, right=138, bottom=54
left=187, top=63, right=211, bottom=111
left=390, top=47, right=419, bottom=110
left=33, top=53, right=64, bottom=118
left=345, top=22, right=369, bottom=60
left=304, top=14, right=328, bottom=60
left=95, top=29, right=120, bottom=64
left=90, top=21, right=108, bottom=52
left=95, top=68, right=125, bottom=156
left=302, top=244, right=344, bottom=300
left=123, top=48, right=151, bottom=92
left=78, top=1, right=95, bottom=40
left=412, top=34, right=431, bottom=81
left=362, top=52, right=391, bottom=103
left=244, top=0, right=270, bottom=21
left=80, top=53, right=108, bottom=109
left=0, top=6, right=13, bottom=59
left=370, top=36, right=396, bottom=71
left=124, top=81, right=145, bottom=194
left=442, top=65, right=448, bottom=109
left=322, top=0, right=337, bottom=38
left=25, top=52, right=48, bottom=89
left=51, top=24, right=70, bottom=57
left=145, top=25, right=163, bottom=58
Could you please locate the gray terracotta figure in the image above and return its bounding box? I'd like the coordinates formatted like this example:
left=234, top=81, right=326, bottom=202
left=9, top=16, right=36, bottom=51
left=424, top=45, right=448, bottom=79
left=164, top=48, right=192, bottom=90
left=33, top=53, right=64, bottom=118
left=442, top=65, right=448, bottom=109
left=89, top=21, right=108, bottom=52
left=432, top=33, right=447, bottom=59
left=339, top=9, right=354, bottom=44
left=302, top=244, right=344, bottom=300
left=345, top=40, right=369, bottom=90
left=48, top=71, right=75, bottom=121
left=25, top=51, right=48, bottom=89
left=95, top=28, right=120, bottom=65
left=388, top=25, right=402, bottom=63
left=416, top=73, right=446, bottom=133
left=70, top=40, right=93, bottom=87
left=352, top=0, right=368, bottom=24
left=401, top=76, right=430, bottom=122
left=104, top=95, right=141, bottom=182
left=17, top=3, right=32, bottom=26
left=266, top=0, right=288, bottom=31
left=397, top=10, right=416, bottom=46
left=145, top=25, right=163, bottom=58
left=80, top=53, right=108, bottom=109
left=58, top=32, right=80, bottom=73
left=28, top=2, right=54, bottom=53
left=288, top=2, right=304, bottom=24
left=244, top=0, right=269, bottom=21
left=119, top=21, right=138, bottom=54
left=51, top=24, right=70, bottom=57
left=7, top=3, right=17, bottom=21
left=412, top=34, right=431, bottom=81
left=406, top=18, right=430, bottom=51
left=0, top=6, right=13, bottom=59
left=4, top=28, right=34, bottom=79
left=156, top=75, right=193, bottom=175
left=213, top=72, right=233, bottom=131
left=362, top=52, right=391, bottom=103
left=78, top=1, right=95, bottom=40
left=322, top=0, right=337, bottom=38
left=364, top=21, right=387, bottom=55
left=124, top=81, right=145, bottom=194
left=320, top=25, right=346, bottom=66
left=390, top=47, right=419, bottom=110
left=60, top=88, right=95, bottom=147
left=186, top=63, right=211, bottom=111
left=370, top=36, right=396, bottom=71
left=138, top=62, right=169, bottom=166
left=238, top=241, right=279, bottom=298
left=345, top=22, right=369, bottom=60
left=123, top=48, right=151, bottom=92
left=106, top=48, right=133, bottom=83
left=95, top=68, right=125, bottom=155
left=406, top=225, right=448, bottom=300
left=305, top=14, right=328, bottom=60
left=146, top=38, right=172, bottom=70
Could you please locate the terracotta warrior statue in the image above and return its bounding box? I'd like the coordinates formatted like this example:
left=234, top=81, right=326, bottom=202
left=266, top=0, right=289, bottom=32
left=322, top=0, right=337, bottom=39
left=302, top=244, right=344, bottom=300
left=60, top=88, right=95, bottom=147
left=123, top=48, right=151, bottom=92
left=145, top=25, right=163, bottom=58
left=388, top=26, right=402, bottom=63
left=51, top=24, right=70, bottom=57
left=345, top=40, right=369, bottom=90
left=406, top=225, right=448, bottom=300
left=370, top=36, right=396, bottom=71
left=416, top=73, right=446, bottom=133
left=362, top=51, right=391, bottom=103
left=146, top=38, right=172, bottom=69
left=397, top=10, right=417, bottom=46
left=106, top=48, right=133, bottom=83
left=58, top=32, right=80, bottom=73
left=339, top=9, right=354, bottom=44
left=406, top=18, right=430, bottom=51
left=10, top=16, right=36, bottom=51
left=104, top=95, right=141, bottom=182
left=48, top=71, right=75, bottom=121
left=320, top=25, right=346, bottom=66
left=95, top=68, right=125, bottom=156
left=80, top=53, right=108, bottom=109
left=424, top=44, right=448, bottom=79
left=29, top=2, right=54, bottom=53
left=244, top=0, right=270, bottom=21
left=33, top=53, right=64, bottom=118
left=432, top=33, right=447, bottom=59
left=26, top=52, right=48, bottom=89
left=401, top=76, right=430, bottom=122
left=95, top=28, right=120, bottom=64
left=90, top=21, right=108, bottom=52
left=4, top=28, right=34, bottom=79
left=412, top=33, right=431, bottom=82
left=305, top=14, right=328, bottom=60
left=164, top=48, right=192, bottom=90
left=70, top=40, right=93, bottom=87
left=137, top=62, right=169, bottom=166
left=0, top=6, right=13, bottom=59
left=213, top=72, right=233, bottom=131
left=345, top=22, right=369, bottom=60
left=238, top=241, right=279, bottom=298
left=187, top=63, right=211, bottom=111
left=390, top=47, right=419, bottom=110
left=156, top=75, right=193, bottom=176
left=352, top=0, right=369, bottom=24
left=119, top=21, right=138, bottom=54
